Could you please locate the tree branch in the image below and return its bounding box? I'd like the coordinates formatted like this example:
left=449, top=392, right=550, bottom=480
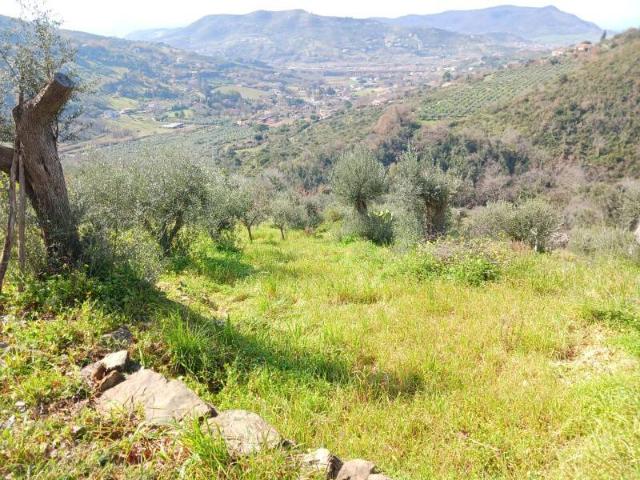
left=0, top=144, right=13, bottom=175
left=21, top=73, right=75, bottom=121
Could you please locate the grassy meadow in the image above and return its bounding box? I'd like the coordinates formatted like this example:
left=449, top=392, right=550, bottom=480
left=1, top=227, right=640, bottom=479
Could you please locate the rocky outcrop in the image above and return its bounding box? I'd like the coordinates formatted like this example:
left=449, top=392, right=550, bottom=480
left=95, top=368, right=214, bottom=425
left=207, top=409, right=283, bottom=457
left=83, top=349, right=394, bottom=478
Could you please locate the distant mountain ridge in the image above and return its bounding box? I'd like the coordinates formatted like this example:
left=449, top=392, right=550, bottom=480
left=376, top=5, right=603, bottom=44
left=127, top=6, right=602, bottom=63
left=126, top=9, right=529, bottom=65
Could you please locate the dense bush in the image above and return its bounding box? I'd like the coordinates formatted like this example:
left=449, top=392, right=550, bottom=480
left=73, top=148, right=208, bottom=256
left=395, top=239, right=508, bottom=285
left=390, top=149, right=458, bottom=243
left=464, top=199, right=561, bottom=252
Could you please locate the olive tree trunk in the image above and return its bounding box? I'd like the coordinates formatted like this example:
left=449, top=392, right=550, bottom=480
left=0, top=73, right=80, bottom=270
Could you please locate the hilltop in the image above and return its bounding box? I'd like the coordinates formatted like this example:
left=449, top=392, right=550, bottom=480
left=126, top=9, right=534, bottom=66
left=379, top=5, right=603, bottom=45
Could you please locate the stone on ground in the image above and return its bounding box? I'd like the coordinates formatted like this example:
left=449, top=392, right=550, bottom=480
left=298, top=448, right=343, bottom=479
left=81, top=349, right=130, bottom=387
left=96, top=368, right=214, bottom=425
left=207, top=409, right=282, bottom=457
left=102, top=326, right=134, bottom=346
left=335, top=459, right=378, bottom=480
left=100, top=350, right=129, bottom=371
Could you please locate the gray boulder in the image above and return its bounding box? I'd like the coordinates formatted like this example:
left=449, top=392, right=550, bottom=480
left=207, top=409, right=282, bottom=457
left=336, top=459, right=378, bottom=480
left=96, top=368, right=214, bottom=425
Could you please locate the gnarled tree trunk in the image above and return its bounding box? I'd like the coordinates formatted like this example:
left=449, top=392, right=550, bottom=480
left=0, top=73, right=80, bottom=270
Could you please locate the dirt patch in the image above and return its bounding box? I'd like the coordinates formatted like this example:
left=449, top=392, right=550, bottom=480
left=553, top=327, right=638, bottom=382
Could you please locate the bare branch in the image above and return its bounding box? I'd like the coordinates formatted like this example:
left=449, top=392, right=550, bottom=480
left=21, top=72, right=74, bottom=121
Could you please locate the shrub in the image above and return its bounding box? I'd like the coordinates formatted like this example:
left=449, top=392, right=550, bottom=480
left=391, top=149, right=458, bottom=243
left=464, top=199, right=561, bottom=252
left=569, top=227, right=639, bottom=261
left=508, top=199, right=561, bottom=252
left=395, top=239, right=507, bottom=285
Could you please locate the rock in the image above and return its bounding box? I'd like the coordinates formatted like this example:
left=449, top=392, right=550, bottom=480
left=207, top=410, right=282, bottom=457
left=100, top=350, right=129, bottom=372
left=299, top=448, right=343, bottom=479
left=0, top=341, right=8, bottom=351
left=71, top=425, right=86, bottom=439
left=96, top=370, right=126, bottom=393
left=96, top=368, right=214, bottom=425
left=335, top=459, right=378, bottom=480
left=80, top=350, right=129, bottom=389
left=635, top=222, right=640, bottom=245
left=15, top=401, right=26, bottom=413
left=102, top=326, right=134, bottom=346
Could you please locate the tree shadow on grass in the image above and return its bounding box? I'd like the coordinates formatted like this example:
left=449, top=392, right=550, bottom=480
left=171, top=249, right=255, bottom=285
left=19, top=263, right=427, bottom=401
left=160, top=294, right=427, bottom=400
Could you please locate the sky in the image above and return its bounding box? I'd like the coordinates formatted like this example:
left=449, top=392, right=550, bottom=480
left=1, top=0, right=639, bottom=37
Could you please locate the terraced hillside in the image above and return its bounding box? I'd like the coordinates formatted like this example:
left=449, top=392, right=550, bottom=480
left=421, top=59, right=575, bottom=121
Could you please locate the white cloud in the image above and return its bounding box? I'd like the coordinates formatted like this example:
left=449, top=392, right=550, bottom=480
left=2, top=0, right=639, bottom=37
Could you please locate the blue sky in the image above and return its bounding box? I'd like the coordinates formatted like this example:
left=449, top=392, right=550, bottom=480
left=2, top=0, right=639, bottom=37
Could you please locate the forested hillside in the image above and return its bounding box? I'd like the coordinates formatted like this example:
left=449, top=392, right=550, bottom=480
left=223, top=30, right=639, bottom=193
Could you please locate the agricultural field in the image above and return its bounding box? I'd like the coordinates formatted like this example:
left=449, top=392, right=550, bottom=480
left=2, top=228, right=640, bottom=478
left=421, top=60, right=575, bottom=121
left=63, top=123, right=257, bottom=167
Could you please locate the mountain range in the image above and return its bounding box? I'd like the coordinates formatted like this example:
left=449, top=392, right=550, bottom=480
left=377, top=5, right=603, bottom=44
left=127, top=9, right=524, bottom=65
left=127, top=6, right=603, bottom=65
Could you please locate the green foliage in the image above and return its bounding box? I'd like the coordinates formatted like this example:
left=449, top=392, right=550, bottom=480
left=391, top=149, right=458, bottom=243
left=72, top=147, right=208, bottom=255
left=465, top=199, right=561, bottom=252
left=270, top=191, right=307, bottom=239
left=163, top=313, right=230, bottom=388
left=569, top=226, right=639, bottom=261
left=331, top=146, right=386, bottom=216
left=396, top=239, right=505, bottom=285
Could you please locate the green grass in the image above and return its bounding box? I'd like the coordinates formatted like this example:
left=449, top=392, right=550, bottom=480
left=1, top=228, right=640, bottom=478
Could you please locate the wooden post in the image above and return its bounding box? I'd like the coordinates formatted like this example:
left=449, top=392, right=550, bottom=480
left=17, top=148, right=26, bottom=290
left=0, top=153, right=17, bottom=294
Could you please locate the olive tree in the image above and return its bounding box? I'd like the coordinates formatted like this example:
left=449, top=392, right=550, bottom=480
left=391, top=149, right=457, bottom=241
left=271, top=191, right=306, bottom=240
left=235, top=176, right=272, bottom=242
left=330, top=146, right=386, bottom=217
left=0, top=1, right=81, bottom=282
left=73, top=148, right=208, bottom=256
